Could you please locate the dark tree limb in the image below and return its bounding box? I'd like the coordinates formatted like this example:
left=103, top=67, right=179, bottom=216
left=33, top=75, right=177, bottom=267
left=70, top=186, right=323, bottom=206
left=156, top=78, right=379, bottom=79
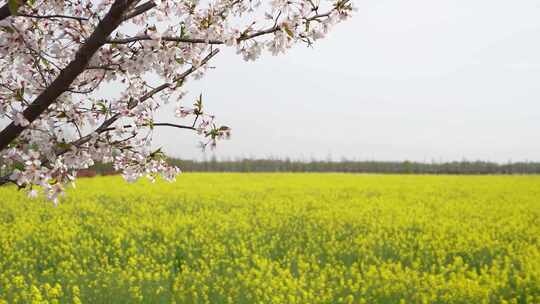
left=122, top=0, right=156, bottom=21
left=0, top=5, right=10, bottom=21
left=101, top=123, right=197, bottom=133
left=0, top=2, right=15, bottom=21
left=106, top=28, right=280, bottom=45
left=18, top=13, right=89, bottom=21
left=0, top=0, right=137, bottom=152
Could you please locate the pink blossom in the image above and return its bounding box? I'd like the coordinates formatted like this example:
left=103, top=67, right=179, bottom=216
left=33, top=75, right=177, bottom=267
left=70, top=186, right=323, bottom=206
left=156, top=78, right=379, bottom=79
left=0, top=0, right=353, bottom=201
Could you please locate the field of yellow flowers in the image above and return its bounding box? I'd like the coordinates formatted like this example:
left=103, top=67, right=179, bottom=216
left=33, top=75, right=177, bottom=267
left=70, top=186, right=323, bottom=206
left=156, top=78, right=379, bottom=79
left=0, top=174, right=539, bottom=303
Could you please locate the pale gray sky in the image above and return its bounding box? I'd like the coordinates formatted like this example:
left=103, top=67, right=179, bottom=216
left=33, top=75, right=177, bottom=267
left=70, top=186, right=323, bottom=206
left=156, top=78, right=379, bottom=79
left=154, top=0, right=540, bottom=162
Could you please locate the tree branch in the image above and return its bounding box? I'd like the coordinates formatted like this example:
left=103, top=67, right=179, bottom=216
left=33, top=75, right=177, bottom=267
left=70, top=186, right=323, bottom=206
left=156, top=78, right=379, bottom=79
left=108, top=35, right=224, bottom=45
left=0, top=0, right=137, bottom=152
left=152, top=123, right=196, bottom=130
left=122, top=0, right=156, bottom=21
left=18, top=13, right=89, bottom=21
left=0, top=4, right=10, bottom=21
left=106, top=11, right=337, bottom=45
left=101, top=123, right=197, bottom=133
left=106, top=27, right=282, bottom=45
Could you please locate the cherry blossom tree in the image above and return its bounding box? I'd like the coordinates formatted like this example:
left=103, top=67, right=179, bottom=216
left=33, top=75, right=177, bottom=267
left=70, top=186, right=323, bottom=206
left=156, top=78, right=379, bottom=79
left=0, top=0, right=354, bottom=201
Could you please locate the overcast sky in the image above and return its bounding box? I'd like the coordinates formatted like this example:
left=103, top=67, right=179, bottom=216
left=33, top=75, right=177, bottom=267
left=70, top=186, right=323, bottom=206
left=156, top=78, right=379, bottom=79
left=153, top=0, right=540, bottom=162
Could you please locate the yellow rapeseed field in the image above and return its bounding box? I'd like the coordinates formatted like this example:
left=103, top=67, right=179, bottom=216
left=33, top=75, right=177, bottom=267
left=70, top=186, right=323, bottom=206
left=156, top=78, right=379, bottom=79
left=0, top=174, right=539, bottom=303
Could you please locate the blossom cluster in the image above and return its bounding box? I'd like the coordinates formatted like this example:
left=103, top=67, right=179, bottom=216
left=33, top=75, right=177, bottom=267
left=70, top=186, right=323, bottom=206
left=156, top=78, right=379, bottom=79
left=0, top=0, right=354, bottom=200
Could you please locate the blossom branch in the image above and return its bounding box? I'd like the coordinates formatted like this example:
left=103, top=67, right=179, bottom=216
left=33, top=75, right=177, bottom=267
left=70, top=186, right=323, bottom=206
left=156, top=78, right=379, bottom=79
left=48, top=48, right=220, bottom=161
left=106, top=9, right=343, bottom=46
left=0, top=0, right=137, bottom=152
left=0, top=0, right=353, bottom=198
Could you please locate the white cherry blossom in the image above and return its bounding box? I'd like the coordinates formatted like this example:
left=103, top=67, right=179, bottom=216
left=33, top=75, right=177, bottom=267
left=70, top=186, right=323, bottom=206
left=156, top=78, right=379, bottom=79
left=0, top=0, right=354, bottom=201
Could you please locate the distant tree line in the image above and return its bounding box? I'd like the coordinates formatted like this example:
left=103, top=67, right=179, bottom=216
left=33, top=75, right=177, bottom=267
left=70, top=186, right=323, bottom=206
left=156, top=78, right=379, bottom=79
left=3, top=158, right=540, bottom=178
left=169, top=158, right=540, bottom=174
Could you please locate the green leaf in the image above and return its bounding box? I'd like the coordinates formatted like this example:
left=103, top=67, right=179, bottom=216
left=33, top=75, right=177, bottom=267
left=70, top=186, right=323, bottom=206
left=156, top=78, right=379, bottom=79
left=40, top=57, right=51, bottom=68
left=1, top=26, right=15, bottom=34
left=97, top=101, right=108, bottom=114
left=175, top=79, right=184, bottom=88
left=56, top=143, right=72, bottom=151
left=14, top=87, right=24, bottom=101
left=283, top=26, right=294, bottom=38
left=149, top=147, right=165, bottom=160
left=13, top=162, right=24, bottom=171
left=194, top=94, right=203, bottom=115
